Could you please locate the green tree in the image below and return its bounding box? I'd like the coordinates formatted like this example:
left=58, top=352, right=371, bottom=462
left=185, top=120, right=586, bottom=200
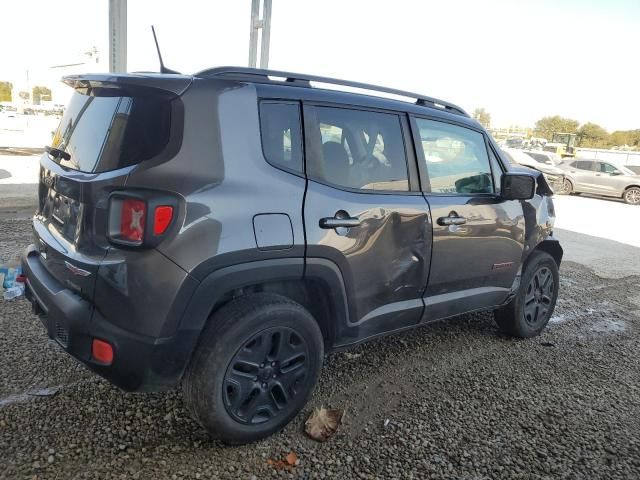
left=0, top=81, right=12, bottom=102
left=577, top=122, right=609, bottom=148
left=533, top=116, right=579, bottom=141
left=32, top=86, right=52, bottom=105
left=472, top=108, right=491, bottom=128
left=610, top=129, right=640, bottom=148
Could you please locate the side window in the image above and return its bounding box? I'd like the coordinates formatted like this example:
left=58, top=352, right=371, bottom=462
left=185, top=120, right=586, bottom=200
left=600, top=163, right=617, bottom=174
left=308, top=106, right=408, bottom=191
left=414, top=118, right=493, bottom=194
left=259, top=101, right=303, bottom=173
left=576, top=161, right=594, bottom=171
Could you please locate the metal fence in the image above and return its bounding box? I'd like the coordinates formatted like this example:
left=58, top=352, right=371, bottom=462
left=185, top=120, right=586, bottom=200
left=576, top=148, right=640, bottom=166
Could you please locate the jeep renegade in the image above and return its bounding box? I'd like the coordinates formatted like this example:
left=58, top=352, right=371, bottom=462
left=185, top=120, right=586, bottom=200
left=22, top=67, right=562, bottom=444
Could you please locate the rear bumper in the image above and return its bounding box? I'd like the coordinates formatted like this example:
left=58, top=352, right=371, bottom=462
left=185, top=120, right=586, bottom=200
left=22, top=244, right=197, bottom=392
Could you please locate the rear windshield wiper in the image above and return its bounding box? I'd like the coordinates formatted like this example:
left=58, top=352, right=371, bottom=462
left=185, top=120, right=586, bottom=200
left=45, top=145, right=71, bottom=161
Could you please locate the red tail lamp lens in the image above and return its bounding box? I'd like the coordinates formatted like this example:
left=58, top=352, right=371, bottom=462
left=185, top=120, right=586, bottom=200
left=120, top=199, right=146, bottom=242
left=91, top=339, right=114, bottom=365
left=153, top=206, right=174, bottom=235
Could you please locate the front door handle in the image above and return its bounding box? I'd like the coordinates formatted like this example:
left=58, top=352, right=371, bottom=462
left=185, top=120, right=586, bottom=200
left=319, top=211, right=361, bottom=229
left=437, top=214, right=467, bottom=226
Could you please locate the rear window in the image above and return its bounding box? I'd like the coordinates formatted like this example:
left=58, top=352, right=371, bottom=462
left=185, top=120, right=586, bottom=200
left=51, top=91, right=172, bottom=173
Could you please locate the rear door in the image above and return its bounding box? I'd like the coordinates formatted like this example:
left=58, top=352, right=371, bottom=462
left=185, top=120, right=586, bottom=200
left=303, top=104, right=431, bottom=343
left=410, top=117, right=525, bottom=320
left=566, top=160, right=598, bottom=192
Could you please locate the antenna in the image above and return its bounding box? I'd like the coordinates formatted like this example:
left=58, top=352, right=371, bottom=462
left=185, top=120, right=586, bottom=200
left=151, top=26, right=180, bottom=74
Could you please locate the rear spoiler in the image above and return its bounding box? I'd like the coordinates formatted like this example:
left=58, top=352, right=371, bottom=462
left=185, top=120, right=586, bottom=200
left=62, top=73, right=193, bottom=97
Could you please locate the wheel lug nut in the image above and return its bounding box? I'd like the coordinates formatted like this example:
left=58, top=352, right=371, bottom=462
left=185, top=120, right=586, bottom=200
left=262, top=383, right=267, bottom=388
left=253, top=376, right=258, bottom=381
left=259, top=363, right=264, bottom=368
left=272, top=374, right=277, bottom=378
left=271, top=361, right=276, bottom=367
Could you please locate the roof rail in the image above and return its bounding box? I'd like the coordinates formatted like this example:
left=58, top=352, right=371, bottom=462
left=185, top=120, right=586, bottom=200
left=196, top=66, right=469, bottom=117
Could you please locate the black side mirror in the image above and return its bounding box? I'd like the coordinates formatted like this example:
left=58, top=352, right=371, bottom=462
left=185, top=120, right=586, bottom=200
left=501, top=173, right=536, bottom=200
left=610, top=171, right=621, bottom=176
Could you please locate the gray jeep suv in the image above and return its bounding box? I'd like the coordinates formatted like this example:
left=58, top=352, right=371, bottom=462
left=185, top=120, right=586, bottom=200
left=22, top=67, right=562, bottom=444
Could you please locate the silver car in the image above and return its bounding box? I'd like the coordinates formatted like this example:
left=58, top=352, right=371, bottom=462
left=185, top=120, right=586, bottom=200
left=559, top=159, right=640, bottom=205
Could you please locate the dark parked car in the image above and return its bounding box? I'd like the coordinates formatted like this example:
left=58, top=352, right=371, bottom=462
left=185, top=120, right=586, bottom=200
left=22, top=68, right=562, bottom=444
left=559, top=159, right=640, bottom=204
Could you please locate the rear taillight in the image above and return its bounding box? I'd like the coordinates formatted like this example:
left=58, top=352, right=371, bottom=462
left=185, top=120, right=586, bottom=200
left=120, top=199, right=146, bottom=243
left=153, top=206, right=173, bottom=235
left=108, top=193, right=177, bottom=247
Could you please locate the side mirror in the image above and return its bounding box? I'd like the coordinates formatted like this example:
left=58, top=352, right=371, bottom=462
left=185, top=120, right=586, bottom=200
left=610, top=171, right=622, bottom=176
left=501, top=173, right=536, bottom=200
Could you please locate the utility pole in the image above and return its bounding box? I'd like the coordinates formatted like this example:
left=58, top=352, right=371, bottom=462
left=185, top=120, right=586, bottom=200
left=109, top=0, right=127, bottom=73
left=248, top=0, right=272, bottom=68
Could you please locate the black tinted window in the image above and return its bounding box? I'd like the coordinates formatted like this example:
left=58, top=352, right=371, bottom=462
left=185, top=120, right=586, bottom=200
left=307, top=106, right=408, bottom=191
left=260, top=102, right=303, bottom=173
left=415, top=118, right=493, bottom=194
left=52, top=91, right=172, bottom=173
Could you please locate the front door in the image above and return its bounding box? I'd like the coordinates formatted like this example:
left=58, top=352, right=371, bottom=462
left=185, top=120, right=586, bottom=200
left=410, top=117, right=525, bottom=321
left=303, top=104, right=432, bottom=344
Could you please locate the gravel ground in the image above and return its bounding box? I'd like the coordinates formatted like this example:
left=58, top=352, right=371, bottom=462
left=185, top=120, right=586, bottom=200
left=1, top=207, right=640, bottom=479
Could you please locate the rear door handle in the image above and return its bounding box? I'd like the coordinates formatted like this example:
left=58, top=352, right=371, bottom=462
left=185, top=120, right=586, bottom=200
left=319, top=211, right=361, bottom=229
left=437, top=214, right=467, bottom=226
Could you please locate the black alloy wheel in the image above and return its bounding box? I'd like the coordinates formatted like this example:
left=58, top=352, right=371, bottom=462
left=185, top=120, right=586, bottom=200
left=223, top=326, right=309, bottom=425
left=523, top=266, right=555, bottom=326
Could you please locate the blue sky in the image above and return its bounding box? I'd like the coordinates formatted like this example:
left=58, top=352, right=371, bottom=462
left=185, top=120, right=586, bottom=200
left=2, top=0, right=639, bottom=130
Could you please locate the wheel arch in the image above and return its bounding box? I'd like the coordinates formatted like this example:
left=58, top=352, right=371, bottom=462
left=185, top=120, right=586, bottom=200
left=177, top=257, right=350, bottom=362
left=532, top=237, right=563, bottom=267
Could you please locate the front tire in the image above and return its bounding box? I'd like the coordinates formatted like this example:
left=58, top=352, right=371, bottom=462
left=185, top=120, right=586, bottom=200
left=559, top=178, right=573, bottom=195
left=623, top=187, right=640, bottom=205
left=495, top=251, right=559, bottom=338
left=183, top=293, right=324, bottom=444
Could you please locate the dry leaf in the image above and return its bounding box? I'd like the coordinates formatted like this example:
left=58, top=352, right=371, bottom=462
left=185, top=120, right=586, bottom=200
left=304, top=406, right=343, bottom=441
left=267, top=451, right=298, bottom=471
left=286, top=451, right=298, bottom=466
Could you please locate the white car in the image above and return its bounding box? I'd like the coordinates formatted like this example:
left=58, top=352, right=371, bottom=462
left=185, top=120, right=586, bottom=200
left=501, top=148, right=567, bottom=193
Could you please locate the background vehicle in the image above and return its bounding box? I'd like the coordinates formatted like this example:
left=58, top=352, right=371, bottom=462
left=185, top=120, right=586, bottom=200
left=523, top=150, right=562, bottom=167
left=22, top=68, right=562, bottom=444
left=543, top=132, right=577, bottom=158
left=559, top=159, right=640, bottom=204
left=626, top=165, right=640, bottom=175
left=502, top=147, right=566, bottom=193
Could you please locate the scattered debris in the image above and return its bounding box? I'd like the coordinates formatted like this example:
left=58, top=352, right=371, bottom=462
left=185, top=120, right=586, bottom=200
left=540, top=342, right=555, bottom=347
left=266, top=451, right=298, bottom=471
left=285, top=451, right=298, bottom=466
left=344, top=352, right=362, bottom=360
left=304, top=406, right=344, bottom=441
left=1, top=261, right=25, bottom=300
left=383, top=418, right=390, bottom=428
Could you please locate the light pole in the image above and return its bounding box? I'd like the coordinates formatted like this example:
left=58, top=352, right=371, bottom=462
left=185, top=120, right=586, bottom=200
left=248, top=0, right=272, bottom=68
left=109, top=0, right=127, bottom=73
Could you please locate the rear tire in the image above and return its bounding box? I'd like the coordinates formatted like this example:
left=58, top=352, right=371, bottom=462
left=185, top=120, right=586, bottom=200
left=183, top=293, right=324, bottom=445
left=494, top=251, right=559, bottom=338
left=623, top=187, right=640, bottom=205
